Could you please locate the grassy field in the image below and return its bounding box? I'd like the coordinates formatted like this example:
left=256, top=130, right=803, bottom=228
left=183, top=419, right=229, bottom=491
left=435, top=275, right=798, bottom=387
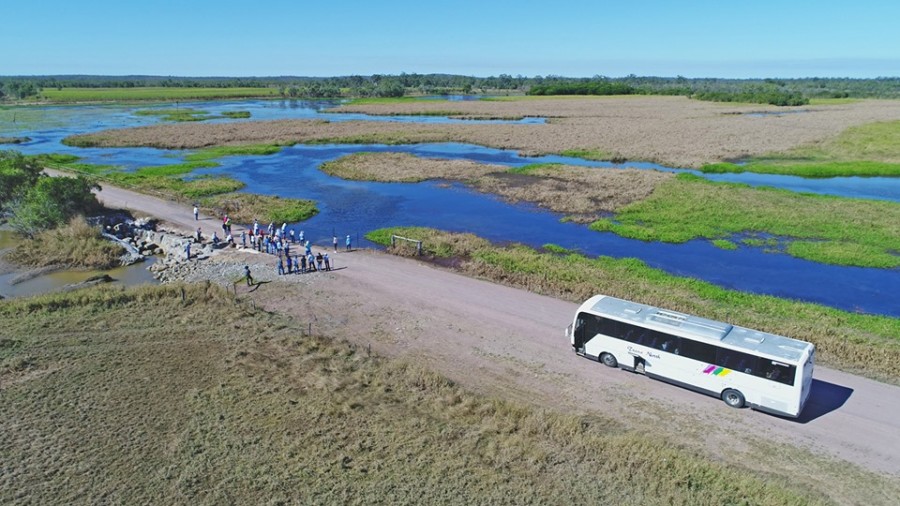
left=367, top=227, right=900, bottom=383
left=200, top=192, right=318, bottom=224
left=701, top=120, right=900, bottom=177
left=39, top=87, right=280, bottom=102
left=589, top=174, right=900, bottom=268
left=0, top=283, right=828, bottom=504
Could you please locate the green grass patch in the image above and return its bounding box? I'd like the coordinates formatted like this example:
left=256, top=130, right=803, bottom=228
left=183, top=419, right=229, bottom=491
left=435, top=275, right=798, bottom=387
left=808, top=98, right=861, bottom=105
left=134, top=108, right=253, bottom=122
left=128, top=161, right=220, bottom=177
left=701, top=160, right=900, bottom=177
left=105, top=172, right=245, bottom=199
left=703, top=120, right=900, bottom=177
left=30, top=153, right=118, bottom=175
left=200, top=193, right=318, bottom=224
left=559, top=149, right=618, bottom=161
left=711, top=239, right=738, bottom=250
left=589, top=174, right=900, bottom=268
left=221, top=111, right=251, bottom=119
left=369, top=226, right=900, bottom=383
left=183, top=144, right=285, bottom=162
left=39, top=87, right=280, bottom=102
left=508, top=162, right=563, bottom=175
left=341, top=97, right=431, bottom=106
left=0, top=282, right=829, bottom=505
left=134, top=108, right=210, bottom=122
left=542, top=243, right=575, bottom=254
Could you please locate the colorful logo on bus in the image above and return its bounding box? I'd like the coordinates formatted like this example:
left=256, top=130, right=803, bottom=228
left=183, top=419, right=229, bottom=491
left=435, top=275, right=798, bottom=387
left=702, top=365, right=731, bottom=376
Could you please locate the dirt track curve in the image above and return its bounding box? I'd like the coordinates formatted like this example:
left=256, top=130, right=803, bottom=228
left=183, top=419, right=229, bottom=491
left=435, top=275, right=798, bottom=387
left=83, top=176, right=900, bottom=481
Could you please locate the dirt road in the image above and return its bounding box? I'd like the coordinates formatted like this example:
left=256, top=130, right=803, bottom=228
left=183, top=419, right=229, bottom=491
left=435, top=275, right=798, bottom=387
left=85, top=177, right=900, bottom=485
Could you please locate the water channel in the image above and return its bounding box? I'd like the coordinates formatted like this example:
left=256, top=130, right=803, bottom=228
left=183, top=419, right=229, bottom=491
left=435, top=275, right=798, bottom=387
left=1, top=99, right=898, bottom=316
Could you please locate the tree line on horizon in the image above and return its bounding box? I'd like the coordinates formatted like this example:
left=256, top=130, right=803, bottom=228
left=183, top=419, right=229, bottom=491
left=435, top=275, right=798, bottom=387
left=2, top=73, right=900, bottom=105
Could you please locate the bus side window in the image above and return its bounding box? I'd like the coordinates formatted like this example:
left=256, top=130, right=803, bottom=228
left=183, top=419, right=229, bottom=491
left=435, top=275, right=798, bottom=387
left=718, top=349, right=758, bottom=375
left=758, top=361, right=796, bottom=386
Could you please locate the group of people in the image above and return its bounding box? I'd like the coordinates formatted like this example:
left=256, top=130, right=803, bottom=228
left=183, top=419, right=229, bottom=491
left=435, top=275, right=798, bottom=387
left=244, top=219, right=355, bottom=280
left=188, top=209, right=356, bottom=284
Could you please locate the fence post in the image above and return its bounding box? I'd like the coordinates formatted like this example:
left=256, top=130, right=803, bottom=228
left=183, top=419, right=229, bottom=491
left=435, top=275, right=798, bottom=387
left=391, top=235, right=395, bottom=248
left=416, top=241, right=422, bottom=256
left=181, top=287, right=185, bottom=303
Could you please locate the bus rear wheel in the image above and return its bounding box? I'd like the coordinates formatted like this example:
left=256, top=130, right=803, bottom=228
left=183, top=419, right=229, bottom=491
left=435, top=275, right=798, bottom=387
left=599, top=353, right=618, bottom=368
left=722, top=389, right=745, bottom=409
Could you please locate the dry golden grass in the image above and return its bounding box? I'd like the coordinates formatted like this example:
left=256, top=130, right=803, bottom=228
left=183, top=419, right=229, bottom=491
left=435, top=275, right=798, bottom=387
left=0, top=283, right=828, bottom=505
left=475, top=164, right=674, bottom=221
left=5, top=216, right=124, bottom=269
left=322, top=152, right=674, bottom=221
left=65, top=96, right=900, bottom=167
left=320, top=151, right=504, bottom=182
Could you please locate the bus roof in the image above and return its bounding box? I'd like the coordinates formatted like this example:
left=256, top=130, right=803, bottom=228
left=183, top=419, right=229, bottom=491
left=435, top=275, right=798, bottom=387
left=586, top=295, right=812, bottom=363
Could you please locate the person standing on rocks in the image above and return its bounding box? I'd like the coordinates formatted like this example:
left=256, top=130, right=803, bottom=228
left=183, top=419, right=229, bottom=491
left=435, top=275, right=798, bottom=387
left=286, top=254, right=293, bottom=274
left=196, top=227, right=202, bottom=242
left=277, top=255, right=285, bottom=275
left=244, top=265, right=253, bottom=286
left=184, top=241, right=191, bottom=260
left=240, top=231, right=247, bottom=248
left=193, top=204, right=199, bottom=221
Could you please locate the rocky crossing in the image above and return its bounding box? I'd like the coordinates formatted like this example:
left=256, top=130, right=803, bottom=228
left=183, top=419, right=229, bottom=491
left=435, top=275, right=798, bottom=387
left=133, top=225, right=325, bottom=288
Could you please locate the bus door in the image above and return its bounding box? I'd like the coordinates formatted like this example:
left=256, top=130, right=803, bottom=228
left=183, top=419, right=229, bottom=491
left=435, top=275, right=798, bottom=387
left=572, top=313, right=598, bottom=353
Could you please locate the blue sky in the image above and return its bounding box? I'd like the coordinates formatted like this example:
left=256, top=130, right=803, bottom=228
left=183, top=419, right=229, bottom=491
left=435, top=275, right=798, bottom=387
left=3, top=0, right=898, bottom=78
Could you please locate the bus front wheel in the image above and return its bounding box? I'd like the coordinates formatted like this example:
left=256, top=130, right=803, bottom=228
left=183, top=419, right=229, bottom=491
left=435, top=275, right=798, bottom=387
left=722, top=389, right=745, bottom=409
left=600, top=353, right=618, bottom=368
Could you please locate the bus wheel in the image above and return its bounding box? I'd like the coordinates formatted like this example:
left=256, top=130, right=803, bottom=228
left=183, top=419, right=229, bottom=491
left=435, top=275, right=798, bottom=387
left=722, top=389, right=745, bottom=409
left=599, top=353, right=618, bottom=368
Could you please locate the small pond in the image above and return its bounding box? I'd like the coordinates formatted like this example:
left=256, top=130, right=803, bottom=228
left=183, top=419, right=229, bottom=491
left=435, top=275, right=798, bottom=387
left=0, top=230, right=158, bottom=299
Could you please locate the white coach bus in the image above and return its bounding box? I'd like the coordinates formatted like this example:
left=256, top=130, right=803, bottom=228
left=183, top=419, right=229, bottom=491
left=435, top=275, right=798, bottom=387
left=567, top=295, right=815, bottom=418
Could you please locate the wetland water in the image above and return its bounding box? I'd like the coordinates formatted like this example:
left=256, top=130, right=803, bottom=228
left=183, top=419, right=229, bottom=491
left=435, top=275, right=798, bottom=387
left=2, top=100, right=898, bottom=316
left=0, top=231, right=157, bottom=299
